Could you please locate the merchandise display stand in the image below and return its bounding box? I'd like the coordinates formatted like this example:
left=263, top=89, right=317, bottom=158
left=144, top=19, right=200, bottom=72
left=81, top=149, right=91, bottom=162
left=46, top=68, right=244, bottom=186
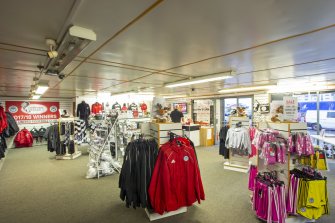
left=87, top=117, right=121, bottom=179
left=55, top=117, right=82, bottom=160
left=256, top=122, right=314, bottom=223
left=150, top=122, right=182, bottom=146
left=145, top=207, right=187, bottom=221
left=115, top=117, right=151, bottom=158
left=223, top=116, right=250, bottom=173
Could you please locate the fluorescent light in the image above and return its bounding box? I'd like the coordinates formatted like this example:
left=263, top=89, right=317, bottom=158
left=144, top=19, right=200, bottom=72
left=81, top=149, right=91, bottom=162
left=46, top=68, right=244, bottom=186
left=163, top=95, right=187, bottom=99
left=32, top=95, right=41, bottom=99
left=268, top=83, right=333, bottom=93
left=35, top=85, right=49, bottom=94
left=165, top=71, right=234, bottom=88
left=35, top=80, right=49, bottom=94
left=218, top=85, right=275, bottom=93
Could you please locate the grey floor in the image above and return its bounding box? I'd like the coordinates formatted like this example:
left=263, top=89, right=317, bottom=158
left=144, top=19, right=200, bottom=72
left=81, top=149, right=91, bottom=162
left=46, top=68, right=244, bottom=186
left=0, top=145, right=333, bottom=223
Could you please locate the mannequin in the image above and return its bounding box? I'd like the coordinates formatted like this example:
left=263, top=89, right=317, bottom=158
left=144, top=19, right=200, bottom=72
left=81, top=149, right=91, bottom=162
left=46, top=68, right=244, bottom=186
left=77, top=101, right=90, bottom=126
left=112, top=102, right=121, bottom=111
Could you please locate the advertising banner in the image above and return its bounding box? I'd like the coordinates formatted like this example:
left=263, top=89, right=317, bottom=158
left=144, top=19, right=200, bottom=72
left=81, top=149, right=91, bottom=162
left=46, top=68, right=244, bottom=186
left=5, top=101, right=60, bottom=124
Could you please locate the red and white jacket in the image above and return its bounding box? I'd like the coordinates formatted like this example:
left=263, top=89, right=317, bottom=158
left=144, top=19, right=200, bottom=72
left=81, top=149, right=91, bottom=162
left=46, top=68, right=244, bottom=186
left=148, top=137, right=205, bottom=214
left=14, top=129, right=33, bottom=148
left=0, top=106, right=8, bottom=134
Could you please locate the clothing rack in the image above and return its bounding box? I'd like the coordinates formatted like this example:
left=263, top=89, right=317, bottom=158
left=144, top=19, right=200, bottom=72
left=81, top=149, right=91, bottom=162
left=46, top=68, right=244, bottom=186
left=255, top=122, right=318, bottom=223
left=55, top=117, right=82, bottom=160
left=223, top=116, right=250, bottom=173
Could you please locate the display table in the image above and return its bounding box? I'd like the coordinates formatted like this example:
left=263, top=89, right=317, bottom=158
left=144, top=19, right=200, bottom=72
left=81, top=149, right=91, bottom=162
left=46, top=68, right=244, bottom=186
left=182, top=124, right=200, bottom=146
left=310, top=135, right=335, bottom=146
left=200, top=126, right=214, bottom=147
left=150, top=122, right=182, bottom=146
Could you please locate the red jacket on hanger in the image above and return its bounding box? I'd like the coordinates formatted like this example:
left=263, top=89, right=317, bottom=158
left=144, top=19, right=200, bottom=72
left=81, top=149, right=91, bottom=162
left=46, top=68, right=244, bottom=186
left=91, top=102, right=102, bottom=114
left=0, top=106, right=8, bottom=134
left=14, top=129, right=33, bottom=148
left=148, top=137, right=205, bottom=214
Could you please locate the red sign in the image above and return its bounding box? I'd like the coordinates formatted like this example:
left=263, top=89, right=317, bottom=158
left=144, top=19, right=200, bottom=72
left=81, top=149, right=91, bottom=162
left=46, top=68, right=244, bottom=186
left=5, top=101, right=60, bottom=124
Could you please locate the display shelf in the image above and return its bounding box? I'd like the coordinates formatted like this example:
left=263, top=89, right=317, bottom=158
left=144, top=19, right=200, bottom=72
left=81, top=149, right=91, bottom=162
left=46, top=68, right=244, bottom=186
left=145, top=207, right=187, bottom=221
left=55, top=151, right=82, bottom=160
left=150, top=122, right=182, bottom=146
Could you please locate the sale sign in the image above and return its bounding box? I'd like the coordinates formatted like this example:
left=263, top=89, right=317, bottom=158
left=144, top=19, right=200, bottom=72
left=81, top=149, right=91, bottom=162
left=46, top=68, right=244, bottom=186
left=283, top=96, right=298, bottom=121
left=5, top=101, right=60, bottom=124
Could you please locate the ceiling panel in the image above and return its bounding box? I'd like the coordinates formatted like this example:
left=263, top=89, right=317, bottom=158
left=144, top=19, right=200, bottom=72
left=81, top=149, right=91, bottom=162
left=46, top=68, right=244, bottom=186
left=54, top=76, right=124, bottom=92
left=0, top=49, right=44, bottom=71
left=0, top=0, right=76, bottom=49
left=168, top=27, right=335, bottom=78
left=67, top=62, right=149, bottom=81
left=71, top=0, right=157, bottom=58
left=91, top=0, right=335, bottom=70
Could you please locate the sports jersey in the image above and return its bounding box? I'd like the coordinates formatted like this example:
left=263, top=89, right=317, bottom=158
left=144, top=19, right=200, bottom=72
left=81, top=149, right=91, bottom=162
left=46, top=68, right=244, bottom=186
left=128, top=103, right=138, bottom=111
left=91, top=102, right=102, bottom=114
left=140, top=103, right=147, bottom=111
left=112, top=102, right=121, bottom=111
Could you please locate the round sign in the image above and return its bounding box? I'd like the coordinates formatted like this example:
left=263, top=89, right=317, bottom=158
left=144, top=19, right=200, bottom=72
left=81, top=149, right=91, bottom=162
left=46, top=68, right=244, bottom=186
left=8, top=106, right=18, bottom=113
left=50, top=106, right=58, bottom=112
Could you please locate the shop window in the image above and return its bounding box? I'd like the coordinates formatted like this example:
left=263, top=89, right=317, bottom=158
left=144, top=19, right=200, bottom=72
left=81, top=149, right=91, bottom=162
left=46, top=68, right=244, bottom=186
left=221, top=97, right=253, bottom=126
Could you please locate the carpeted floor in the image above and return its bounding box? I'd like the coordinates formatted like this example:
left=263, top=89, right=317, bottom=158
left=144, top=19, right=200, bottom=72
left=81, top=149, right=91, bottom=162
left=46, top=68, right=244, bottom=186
left=0, top=145, right=333, bottom=223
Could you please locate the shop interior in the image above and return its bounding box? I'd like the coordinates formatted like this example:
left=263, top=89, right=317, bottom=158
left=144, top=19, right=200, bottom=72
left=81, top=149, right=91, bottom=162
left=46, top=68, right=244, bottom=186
left=0, top=1, right=335, bottom=223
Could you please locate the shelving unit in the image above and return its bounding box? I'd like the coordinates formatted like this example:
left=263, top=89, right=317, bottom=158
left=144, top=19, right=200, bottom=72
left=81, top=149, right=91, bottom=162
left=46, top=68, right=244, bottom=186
left=150, top=122, right=182, bottom=146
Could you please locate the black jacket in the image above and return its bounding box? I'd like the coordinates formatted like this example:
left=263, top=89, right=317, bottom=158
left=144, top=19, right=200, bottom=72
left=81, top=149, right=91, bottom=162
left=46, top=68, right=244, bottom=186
left=76, top=102, right=90, bottom=120
left=119, top=139, right=158, bottom=209
left=219, top=126, right=230, bottom=159
left=4, top=112, right=19, bottom=137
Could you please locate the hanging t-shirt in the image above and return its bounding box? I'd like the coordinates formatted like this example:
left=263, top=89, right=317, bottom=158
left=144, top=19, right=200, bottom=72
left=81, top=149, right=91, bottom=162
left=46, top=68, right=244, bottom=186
left=112, top=102, right=121, bottom=111
left=140, top=103, right=147, bottom=111
left=121, top=103, right=128, bottom=112
left=128, top=103, right=138, bottom=111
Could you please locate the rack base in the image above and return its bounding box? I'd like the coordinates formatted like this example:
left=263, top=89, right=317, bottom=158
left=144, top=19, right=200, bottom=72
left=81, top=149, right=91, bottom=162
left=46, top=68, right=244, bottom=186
left=55, top=151, right=82, bottom=160
left=145, top=207, right=187, bottom=221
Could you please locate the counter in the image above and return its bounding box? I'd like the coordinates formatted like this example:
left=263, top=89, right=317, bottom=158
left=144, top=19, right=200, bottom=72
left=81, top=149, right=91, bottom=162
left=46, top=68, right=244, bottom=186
left=182, top=124, right=200, bottom=146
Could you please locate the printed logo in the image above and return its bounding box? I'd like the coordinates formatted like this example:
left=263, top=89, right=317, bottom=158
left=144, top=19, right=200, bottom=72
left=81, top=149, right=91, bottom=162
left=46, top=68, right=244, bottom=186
left=171, top=160, right=176, bottom=164
left=8, top=105, right=18, bottom=113
left=184, top=156, right=189, bottom=162
left=309, top=198, right=314, bottom=203
left=21, top=104, right=47, bottom=114
left=50, top=106, right=58, bottom=112
left=300, top=207, right=306, bottom=212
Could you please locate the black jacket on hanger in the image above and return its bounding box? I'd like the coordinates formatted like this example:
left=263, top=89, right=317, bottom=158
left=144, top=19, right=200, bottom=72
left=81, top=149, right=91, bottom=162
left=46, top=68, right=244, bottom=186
left=3, top=112, right=19, bottom=137
left=219, top=126, right=230, bottom=159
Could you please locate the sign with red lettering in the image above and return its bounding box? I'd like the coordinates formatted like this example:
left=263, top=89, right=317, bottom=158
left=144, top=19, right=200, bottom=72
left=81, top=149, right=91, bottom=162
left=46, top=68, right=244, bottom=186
left=5, top=101, right=60, bottom=124
left=283, top=96, right=298, bottom=121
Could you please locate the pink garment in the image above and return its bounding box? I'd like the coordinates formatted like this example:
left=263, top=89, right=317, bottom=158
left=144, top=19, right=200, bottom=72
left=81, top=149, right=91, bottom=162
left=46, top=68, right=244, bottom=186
left=248, top=165, right=258, bottom=191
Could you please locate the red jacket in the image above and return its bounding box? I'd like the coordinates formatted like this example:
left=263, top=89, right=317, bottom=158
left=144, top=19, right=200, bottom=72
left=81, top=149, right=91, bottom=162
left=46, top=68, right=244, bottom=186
left=91, top=102, right=102, bottom=114
left=0, top=106, right=8, bottom=134
left=14, top=129, right=33, bottom=148
left=148, top=137, right=205, bottom=214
